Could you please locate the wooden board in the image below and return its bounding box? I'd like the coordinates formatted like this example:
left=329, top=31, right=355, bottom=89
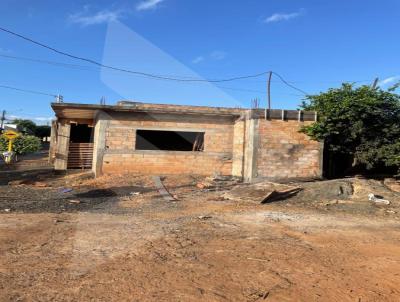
left=152, top=176, right=176, bottom=202
left=67, top=143, right=93, bottom=169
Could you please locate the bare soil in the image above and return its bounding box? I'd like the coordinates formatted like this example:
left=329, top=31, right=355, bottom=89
left=1, top=172, right=400, bottom=301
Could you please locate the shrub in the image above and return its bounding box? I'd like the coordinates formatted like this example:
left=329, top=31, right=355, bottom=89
left=0, top=135, right=42, bottom=154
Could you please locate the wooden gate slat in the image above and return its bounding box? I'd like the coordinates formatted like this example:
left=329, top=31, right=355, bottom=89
left=67, top=142, right=93, bottom=169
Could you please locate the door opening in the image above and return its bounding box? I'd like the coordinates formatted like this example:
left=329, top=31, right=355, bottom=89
left=67, top=123, right=94, bottom=169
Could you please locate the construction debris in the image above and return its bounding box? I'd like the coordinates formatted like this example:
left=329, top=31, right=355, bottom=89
left=368, top=193, right=390, bottom=205
left=196, top=176, right=240, bottom=192
left=261, top=187, right=303, bottom=204
left=2, top=172, right=400, bottom=301
left=223, top=182, right=302, bottom=204
left=68, top=199, right=81, bottom=204
left=153, top=176, right=176, bottom=201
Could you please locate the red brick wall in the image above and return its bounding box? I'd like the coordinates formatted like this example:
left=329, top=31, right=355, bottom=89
left=103, top=152, right=232, bottom=175
left=256, top=120, right=322, bottom=179
left=101, top=112, right=234, bottom=175
left=95, top=111, right=321, bottom=179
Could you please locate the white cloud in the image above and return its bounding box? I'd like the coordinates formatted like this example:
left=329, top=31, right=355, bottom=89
left=379, top=76, right=399, bottom=87
left=7, top=114, right=52, bottom=123
left=7, top=115, right=20, bottom=120
left=192, top=56, right=204, bottom=64
left=210, top=51, right=226, bottom=60
left=69, top=9, right=122, bottom=26
left=34, top=117, right=53, bottom=122
left=264, top=9, right=304, bottom=23
left=192, top=51, right=227, bottom=64
left=136, top=0, right=164, bottom=11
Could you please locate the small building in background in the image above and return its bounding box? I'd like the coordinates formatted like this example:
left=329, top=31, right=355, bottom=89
left=50, top=101, right=323, bottom=182
left=2, top=124, right=18, bottom=131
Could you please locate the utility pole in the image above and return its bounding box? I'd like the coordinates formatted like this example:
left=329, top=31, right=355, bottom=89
left=265, top=71, right=272, bottom=119
left=0, top=110, right=5, bottom=132
left=371, top=77, right=379, bottom=89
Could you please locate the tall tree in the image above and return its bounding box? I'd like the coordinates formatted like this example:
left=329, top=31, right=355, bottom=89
left=301, top=84, right=400, bottom=175
left=12, top=119, right=37, bottom=135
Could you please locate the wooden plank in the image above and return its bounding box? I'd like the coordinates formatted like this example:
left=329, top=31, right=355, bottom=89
left=67, top=142, right=93, bottom=169
left=152, top=176, right=176, bottom=202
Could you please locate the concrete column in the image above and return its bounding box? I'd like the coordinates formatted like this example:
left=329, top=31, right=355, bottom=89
left=92, top=111, right=109, bottom=177
left=318, top=141, right=324, bottom=178
left=48, top=120, right=57, bottom=164
left=231, top=117, right=246, bottom=178
left=54, top=120, right=70, bottom=171
left=243, top=112, right=259, bottom=182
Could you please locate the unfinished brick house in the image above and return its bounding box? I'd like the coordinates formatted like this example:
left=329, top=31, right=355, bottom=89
left=50, top=101, right=323, bottom=182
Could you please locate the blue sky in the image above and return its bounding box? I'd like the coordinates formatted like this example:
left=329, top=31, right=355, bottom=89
left=0, top=0, right=399, bottom=124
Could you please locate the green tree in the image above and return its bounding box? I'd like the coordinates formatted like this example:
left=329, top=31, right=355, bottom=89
left=0, top=135, right=41, bottom=154
left=35, top=125, right=51, bottom=141
left=12, top=119, right=37, bottom=135
left=301, top=83, right=400, bottom=174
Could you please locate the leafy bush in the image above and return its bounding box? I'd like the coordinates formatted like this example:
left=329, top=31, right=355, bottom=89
left=301, top=84, right=400, bottom=174
left=0, top=135, right=42, bottom=154
left=12, top=119, right=37, bottom=135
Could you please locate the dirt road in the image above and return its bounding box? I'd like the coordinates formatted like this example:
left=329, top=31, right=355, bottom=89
left=1, top=174, right=400, bottom=301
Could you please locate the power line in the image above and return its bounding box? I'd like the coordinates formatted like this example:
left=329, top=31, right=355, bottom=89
left=240, top=79, right=372, bottom=84
left=0, top=55, right=308, bottom=97
left=0, top=26, right=271, bottom=83
left=272, top=72, right=309, bottom=95
left=0, top=26, right=314, bottom=96
left=0, top=26, right=380, bottom=98
left=0, top=54, right=209, bottom=80
left=0, top=53, right=372, bottom=86
left=0, top=52, right=221, bottom=79
left=0, top=54, right=309, bottom=95
left=0, top=53, right=96, bottom=71
left=0, top=84, right=56, bottom=97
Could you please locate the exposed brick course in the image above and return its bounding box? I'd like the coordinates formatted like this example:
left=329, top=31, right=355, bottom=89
left=102, top=112, right=234, bottom=175
left=51, top=103, right=322, bottom=180
left=256, top=120, right=322, bottom=179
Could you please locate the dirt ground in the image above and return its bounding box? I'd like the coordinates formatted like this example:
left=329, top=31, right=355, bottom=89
left=1, top=171, right=400, bottom=301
